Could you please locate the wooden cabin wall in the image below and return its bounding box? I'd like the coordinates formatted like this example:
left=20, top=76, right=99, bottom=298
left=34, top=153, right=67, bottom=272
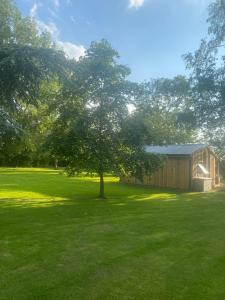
left=147, top=157, right=190, bottom=189
left=122, top=156, right=191, bottom=190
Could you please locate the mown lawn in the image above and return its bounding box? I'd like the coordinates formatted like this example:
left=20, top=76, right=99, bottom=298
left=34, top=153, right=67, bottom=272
left=1, top=168, right=225, bottom=300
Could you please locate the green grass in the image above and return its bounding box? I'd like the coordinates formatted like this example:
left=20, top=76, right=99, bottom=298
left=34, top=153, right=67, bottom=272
left=1, top=168, right=225, bottom=300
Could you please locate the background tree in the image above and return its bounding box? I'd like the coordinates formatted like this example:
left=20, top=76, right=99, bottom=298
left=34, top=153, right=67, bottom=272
left=0, top=0, right=70, bottom=165
left=184, top=0, right=225, bottom=125
left=0, top=0, right=52, bottom=47
left=130, top=76, right=196, bottom=145
left=184, top=0, right=225, bottom=173
left=0, top=80, right=61, bottom=166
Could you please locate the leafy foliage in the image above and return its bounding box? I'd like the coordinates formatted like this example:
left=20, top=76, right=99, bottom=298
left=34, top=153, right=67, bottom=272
left=49, top=40, right=162, bottom=197
left=184, top=1, right=225, bottom=124
left=0, top=0, right=52, bottom=47
left=184, top=0, right=225, bottom=166
left=0, top=45, right=68, bottom=110
left=0, top=0, right=71, bottom=163
left=131, top=76, right=195, bottom=145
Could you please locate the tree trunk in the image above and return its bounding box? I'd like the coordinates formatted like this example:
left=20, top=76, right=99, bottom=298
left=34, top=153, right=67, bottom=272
left=99, top=171, right=105, bottom=199
left=54, top=158, right=58, bottom=170
left=98, top=95, right=105, bottom=199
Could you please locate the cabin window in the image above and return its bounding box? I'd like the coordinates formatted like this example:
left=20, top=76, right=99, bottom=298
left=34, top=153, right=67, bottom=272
left=197, top=163, right=209, bottom=177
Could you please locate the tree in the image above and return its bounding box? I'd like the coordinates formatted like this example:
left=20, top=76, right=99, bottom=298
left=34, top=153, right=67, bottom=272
left=0, top=0, right=71, bottom=163
left=183, top=0, right=225, bottom=172
left=184, top=0, right=225, bottom=125
left=0, top=0, right=52, bottom=47
left=0, top=80, right=61, bottom=166
left=49, top=40, right=162, bottom=198
left=131, top=76, right=196, bottom=145
left=0, top=44, right=69, bottom=159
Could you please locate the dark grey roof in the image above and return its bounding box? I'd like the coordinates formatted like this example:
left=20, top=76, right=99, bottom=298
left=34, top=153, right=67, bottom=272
left=145, top=144, right=207, bottom=155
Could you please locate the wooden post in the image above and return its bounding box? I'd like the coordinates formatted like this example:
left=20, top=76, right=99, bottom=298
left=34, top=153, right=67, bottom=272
left=189, top=156, right=193, bottom=191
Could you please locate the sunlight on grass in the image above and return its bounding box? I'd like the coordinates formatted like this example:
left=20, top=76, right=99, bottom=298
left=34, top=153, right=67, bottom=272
left=0, top=167, right=58, bottom=174
left=0, top=168, right=120, bottom=208
left=0, top=168, right=195, bottom=205
left=129, top=193, right=178, bottom=201
left=0, top=190, right=66, bottom=201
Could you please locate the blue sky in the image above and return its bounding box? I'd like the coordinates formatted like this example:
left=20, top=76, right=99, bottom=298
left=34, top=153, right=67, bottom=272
left=16, top=0, right=212, bottom=82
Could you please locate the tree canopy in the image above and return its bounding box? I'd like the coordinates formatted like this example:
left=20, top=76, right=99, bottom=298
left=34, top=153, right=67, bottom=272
left=49, top=40, right=163, bottom=198
left=184, top=0, right=225, bottom=159
left=0, top=0, right=71, bottom=164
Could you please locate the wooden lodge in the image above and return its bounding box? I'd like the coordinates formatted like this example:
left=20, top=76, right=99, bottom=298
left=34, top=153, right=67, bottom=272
left=122, top=144, right=220, bottom=192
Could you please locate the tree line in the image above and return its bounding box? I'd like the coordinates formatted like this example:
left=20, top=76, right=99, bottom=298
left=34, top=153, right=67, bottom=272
left=1, top=0, right=225, bottom=197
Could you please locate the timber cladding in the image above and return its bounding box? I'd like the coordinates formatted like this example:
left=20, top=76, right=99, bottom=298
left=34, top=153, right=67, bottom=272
left=124, top=156, right=191, bottom=190
left=146, top=156, right=191, bottom=189
left=122, top=144, right=220, bottom=191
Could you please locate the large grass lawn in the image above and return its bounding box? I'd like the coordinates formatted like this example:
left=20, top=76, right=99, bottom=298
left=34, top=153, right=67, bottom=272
left=1, top=168, right=225, bottom=300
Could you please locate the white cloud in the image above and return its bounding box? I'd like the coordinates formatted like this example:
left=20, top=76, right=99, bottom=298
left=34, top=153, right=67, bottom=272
left=38, top=20, right=59, bottom=36
left=57, top=41, right=86, bottom=60
left=29, top=1, right=86, bottom=61
left=30, top=3, right=59, bottom=37
left=30, top=3, right=40, bottom=18
left=52, top=0, right=60, bottom=9
left=129, top=0, right=145, bottom=9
